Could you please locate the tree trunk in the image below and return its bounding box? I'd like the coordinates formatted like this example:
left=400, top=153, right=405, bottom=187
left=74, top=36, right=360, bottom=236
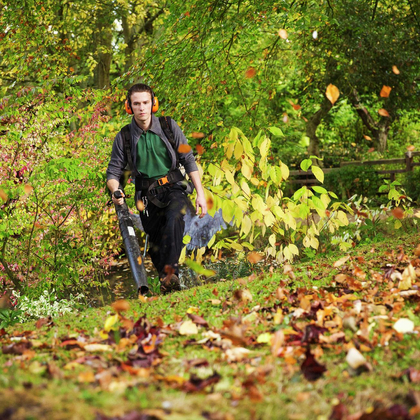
left=306, top=98, right=332, bottom=163
left=350, top=89, right=390, bottom=153
left=94, top=13, right=113, bottom=89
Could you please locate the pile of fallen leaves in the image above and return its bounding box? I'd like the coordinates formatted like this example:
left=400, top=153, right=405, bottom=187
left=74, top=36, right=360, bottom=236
left=2, top=243, right=420, bottom=419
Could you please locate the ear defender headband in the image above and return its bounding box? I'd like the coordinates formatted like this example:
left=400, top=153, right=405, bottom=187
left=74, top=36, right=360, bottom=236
left=125, top=90, right=159, bottom=114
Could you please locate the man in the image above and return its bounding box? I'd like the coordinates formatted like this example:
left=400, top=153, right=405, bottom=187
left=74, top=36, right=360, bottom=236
left=106, top=83, right=207, bottom=292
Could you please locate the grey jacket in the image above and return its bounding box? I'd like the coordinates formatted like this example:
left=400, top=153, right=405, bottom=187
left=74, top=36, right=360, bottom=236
left=106, top=115, right=198, bottom=185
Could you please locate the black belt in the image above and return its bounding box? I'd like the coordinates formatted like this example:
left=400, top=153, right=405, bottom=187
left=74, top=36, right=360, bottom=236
left=135, top=169, right=185, bottom=208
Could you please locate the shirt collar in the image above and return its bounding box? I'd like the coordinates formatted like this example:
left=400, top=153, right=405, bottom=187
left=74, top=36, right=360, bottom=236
left=130, top=115, right=164, bottom=138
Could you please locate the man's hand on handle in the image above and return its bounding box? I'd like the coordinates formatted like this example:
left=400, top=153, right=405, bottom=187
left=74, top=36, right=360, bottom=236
left=111, top=189, right=125, bottom=206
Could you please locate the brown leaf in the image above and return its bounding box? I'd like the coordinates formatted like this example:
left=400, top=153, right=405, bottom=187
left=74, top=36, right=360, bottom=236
left=333, top=255, right=350, bottom=268
left=36, top=317, right=51, bottom=329
left=24, top=184, right=33, bottom=194
left=112, top=300, right=130, bottom=313
left=245, top=67, right=256, bottom=78
left=206, top=196, right=214, bottom=211
left=301, top=347, right=326, bottom=381
left=183, top=372, right=221, bottom=392
left=391, top=207, right=404, bottom=220
left=380, top=85, right=392, bottom=98
left=187, top=313, right=209, bottom=327
left=407, top=145, right=415, bottom=151
left=178, top=144, right=192, bottom=153
left=364, top=135, right=372, bottom=141
left=368, top=147, right=375, bottom=153
left=378, top=108, right=390, bottom=117
left=326, top=84, right=340, bottom=105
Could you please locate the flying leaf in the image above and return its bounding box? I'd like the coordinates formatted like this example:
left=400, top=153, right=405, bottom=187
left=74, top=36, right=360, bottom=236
left=247, top=251, right=263, bottom=264
left=368, top=148, right=375, bottom=153
left=278, top=29, right=288, bottom=39
left=191, top=132, right=205, bottom=139
left=104, top=314, right=119, bottom=332
left=112, top=300, right=130, bottom=313
left=364, top=135, right=372, bottom=141
left=326, top=84, right=340, bottom=105
left=391, top=208, right=404, bottom=219
left=378, top=108, right=390, bottom=117
left=178, top=144, right=192, bottom=153
left=24, top=184, right=33, bottom=194
left=195, top=144, right=205, bottom=155
left=380, top=86, right=392, bottom=98
left=185, top=259, right=215, bottom=277
left=392, top=65, right=400, bottom=74
left=0, top=188, right=8, bottom=202
left=282, top=113, right=289, bottom=123
left=245, top=67, right=256, bottom=78
left=407, top=145, right=415, bottom=151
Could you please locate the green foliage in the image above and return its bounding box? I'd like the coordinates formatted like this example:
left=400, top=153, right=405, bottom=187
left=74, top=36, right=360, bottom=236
left=324, top=165, right=383, bottom=203
left=0, top=308, right=22, bottom=329
left=201, top=127, right=352, bottom=260
left=404, top=168, right=420, bottom=205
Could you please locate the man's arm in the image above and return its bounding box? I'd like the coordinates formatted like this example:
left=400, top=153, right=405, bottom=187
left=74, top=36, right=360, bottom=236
left=107, top=179, right=124, bottom=206
left=188, top=170, right=207, bottom=218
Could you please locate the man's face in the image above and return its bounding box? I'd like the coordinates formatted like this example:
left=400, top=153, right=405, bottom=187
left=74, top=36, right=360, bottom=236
left=130, top=91, right=152, bottom=126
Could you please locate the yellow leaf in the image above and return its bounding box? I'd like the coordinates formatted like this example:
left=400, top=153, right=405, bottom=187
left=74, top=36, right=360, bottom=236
left=179, top=320, right=198, bottom=336
left=326, top=84, right=340, bottom=105
left=280, top=161, right=289, bottom=180
left=241, top=159, right=253, bottom=179
left=333, top=255, right=350, bottom=268
left=104, top=314, right=119, bottom=332
left=256, top=333, right=273, bottom=344
left=240, top=180, right=251, bottom=197
left=312, top=166, right=324, bottom=183
left=186, top=306, right=199, bottom=314
left=240, top=215, right=252, bottom=236
left=234, top=140, right=244, bottom=160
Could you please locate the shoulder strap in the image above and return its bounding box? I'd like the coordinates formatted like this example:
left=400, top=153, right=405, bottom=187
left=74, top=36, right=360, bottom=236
left=159, top=116, right=179, bottom=167
left=121, top=124, right=134, bottom=174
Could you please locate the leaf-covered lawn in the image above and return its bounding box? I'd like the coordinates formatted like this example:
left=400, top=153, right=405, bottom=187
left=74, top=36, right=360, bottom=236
left=2, top=233, right=420, bottom=420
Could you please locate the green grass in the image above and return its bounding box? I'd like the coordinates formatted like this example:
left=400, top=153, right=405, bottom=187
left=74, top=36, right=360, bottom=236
left=1, top=231, right=420, bottom=419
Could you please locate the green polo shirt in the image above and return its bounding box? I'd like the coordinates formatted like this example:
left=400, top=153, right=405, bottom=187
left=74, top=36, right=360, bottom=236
left=136, top=130, right=172, bottom=179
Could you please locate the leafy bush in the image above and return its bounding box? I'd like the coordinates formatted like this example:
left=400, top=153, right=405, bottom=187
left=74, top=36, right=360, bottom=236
left=324, top=165, right=383, bottom=203
left=404, top=168, right=420, bottom=205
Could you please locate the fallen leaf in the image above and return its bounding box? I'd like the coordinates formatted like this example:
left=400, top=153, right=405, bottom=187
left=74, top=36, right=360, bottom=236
left=78, top=370, right=95, bottom=383
left=187, top=313, right=209, bottom=327
left=326, top=84, right=340, bottom=105
left=346, top=348, right=366, bottom=369
left=301, top=347, right=326, bottom=381
left=393, top=318, right=414, bottom=333
left=84, top=344, right=112, bottom=352
left=333, top=255, right=350, bottom=268
left=179, top=320, right=198, bottom=336
left=225, top=347, right=251, bottom=362
left=380, top=85, right=392, bottom=98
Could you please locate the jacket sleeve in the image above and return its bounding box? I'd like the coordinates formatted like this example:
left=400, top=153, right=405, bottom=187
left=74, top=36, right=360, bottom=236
left=170, top=119, right=198, bottom=174
left=106, top=132, right=127, bottom=182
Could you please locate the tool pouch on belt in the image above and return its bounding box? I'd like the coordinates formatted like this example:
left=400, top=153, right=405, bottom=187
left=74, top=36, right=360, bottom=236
left=135, top=168, right=186, bottom=208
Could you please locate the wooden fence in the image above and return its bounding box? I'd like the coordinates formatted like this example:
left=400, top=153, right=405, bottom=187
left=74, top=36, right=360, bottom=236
left=289, top=151, right=420, bottom=185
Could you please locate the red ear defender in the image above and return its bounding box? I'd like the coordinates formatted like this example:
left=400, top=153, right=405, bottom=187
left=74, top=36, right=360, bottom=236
left=152, top=97, right=159, bottom=113
left=125, top=99, right=133, bottom=114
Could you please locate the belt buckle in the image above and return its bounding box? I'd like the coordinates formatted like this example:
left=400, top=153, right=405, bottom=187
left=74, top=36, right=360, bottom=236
left=157, top=176, right=169, bottom=186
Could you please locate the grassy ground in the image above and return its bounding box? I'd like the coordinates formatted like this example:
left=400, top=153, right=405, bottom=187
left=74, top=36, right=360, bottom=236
left=1, top=231, right=420, bottom=420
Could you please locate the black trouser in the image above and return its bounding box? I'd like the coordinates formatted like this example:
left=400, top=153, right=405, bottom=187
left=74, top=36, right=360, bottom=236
left=139, top=185, right=193, bottom=278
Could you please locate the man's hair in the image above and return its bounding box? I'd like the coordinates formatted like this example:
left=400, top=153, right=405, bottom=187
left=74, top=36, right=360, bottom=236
left=127, top=83, right=154, bottom=102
